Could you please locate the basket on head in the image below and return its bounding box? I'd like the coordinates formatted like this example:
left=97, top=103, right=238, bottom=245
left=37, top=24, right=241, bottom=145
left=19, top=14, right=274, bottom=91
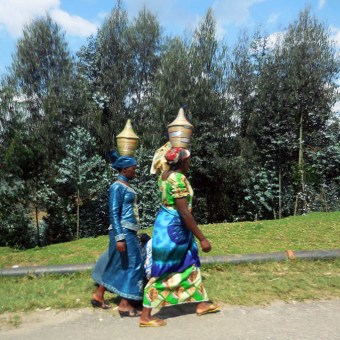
left=167, top=108, right=193, bottom=149
left=116, top=119, right=139, bottom=156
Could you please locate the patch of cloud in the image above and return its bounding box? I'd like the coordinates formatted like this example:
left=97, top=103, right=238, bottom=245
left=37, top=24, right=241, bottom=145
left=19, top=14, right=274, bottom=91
left=127, top=0, right=266, bottom=38
left=212, top=0, right=265, bottom=24
left=124, top=0, right=199, bottom=35
left=0, top=0, right=97, bottom=38
left=318, top=0, right=326, bottom=10
left=50, top=9, right=97, bottom=37
left=210, top=0, right=266, bottom=37
left=124, top=0, right=265, bottom=38
left=330, top=26, right=340, bottom=49
left=267, top=13, right=279, bottom=25
left=0, top=0, right=58, bottom=37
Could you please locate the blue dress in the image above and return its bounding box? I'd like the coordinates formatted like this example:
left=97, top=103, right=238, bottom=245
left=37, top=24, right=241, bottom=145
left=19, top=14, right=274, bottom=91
left=91, top=181, right=143, bottom=300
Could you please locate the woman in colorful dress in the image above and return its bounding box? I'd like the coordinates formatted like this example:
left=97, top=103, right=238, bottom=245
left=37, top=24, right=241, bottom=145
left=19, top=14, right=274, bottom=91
left=139, top=146, right=220, bottom=327
left=91, top=152, right=143, bottom=317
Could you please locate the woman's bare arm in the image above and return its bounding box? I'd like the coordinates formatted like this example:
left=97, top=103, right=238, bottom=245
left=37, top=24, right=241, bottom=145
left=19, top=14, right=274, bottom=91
left=175, top=197, right=211, bottom=253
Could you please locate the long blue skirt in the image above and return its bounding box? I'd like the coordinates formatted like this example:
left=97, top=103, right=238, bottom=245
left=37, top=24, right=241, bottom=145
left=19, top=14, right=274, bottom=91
left=91, top=228, right=143, bottom=301
left=151, top=206, right=200, bottom=277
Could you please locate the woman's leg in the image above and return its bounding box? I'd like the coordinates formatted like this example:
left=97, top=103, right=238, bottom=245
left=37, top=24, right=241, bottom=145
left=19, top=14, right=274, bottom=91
left=92, top=285, right=106, bottom=302
left=139, top=307, right=152, bottom=322
left=91, top=285, right=111, bottom=309
left=118, top=298, right=134, bottom=311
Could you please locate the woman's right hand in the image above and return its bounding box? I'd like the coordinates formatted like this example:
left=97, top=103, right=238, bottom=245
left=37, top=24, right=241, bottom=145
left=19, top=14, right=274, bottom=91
left=200, top=238, right=211, bottom=253
left=116, top=240, right=126, bottom=252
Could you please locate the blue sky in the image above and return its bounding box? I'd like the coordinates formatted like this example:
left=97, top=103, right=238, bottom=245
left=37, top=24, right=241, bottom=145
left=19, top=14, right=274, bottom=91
left=0, top=0, right=340, bottom=78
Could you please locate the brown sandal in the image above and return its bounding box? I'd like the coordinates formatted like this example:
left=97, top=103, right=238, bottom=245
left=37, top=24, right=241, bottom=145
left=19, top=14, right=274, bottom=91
left=118, top=308, right=142, bottom=317
left=196, top=303, right=220, bottom=316
left=139, top=318, right=167, bottom=327
left=90, top=299, right=111, bottom=309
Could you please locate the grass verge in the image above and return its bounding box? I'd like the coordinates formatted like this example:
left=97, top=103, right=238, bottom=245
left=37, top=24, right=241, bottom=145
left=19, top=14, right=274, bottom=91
left=0, top=259, right=339, bottom=314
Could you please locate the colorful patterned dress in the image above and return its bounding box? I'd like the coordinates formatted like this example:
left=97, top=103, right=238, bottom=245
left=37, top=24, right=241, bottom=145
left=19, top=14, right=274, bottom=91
left=143, top=172, right=209, bottom=308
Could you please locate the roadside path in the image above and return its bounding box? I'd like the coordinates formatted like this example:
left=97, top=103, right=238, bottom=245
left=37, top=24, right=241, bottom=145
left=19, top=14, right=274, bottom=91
left=1, top=299, right=339, bottom=339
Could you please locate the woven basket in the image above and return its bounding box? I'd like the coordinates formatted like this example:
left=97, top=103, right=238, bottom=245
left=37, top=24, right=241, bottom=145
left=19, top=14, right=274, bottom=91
left=167, top=108, right=193, bottom=148
left=116, top=119, right=139, bottom=156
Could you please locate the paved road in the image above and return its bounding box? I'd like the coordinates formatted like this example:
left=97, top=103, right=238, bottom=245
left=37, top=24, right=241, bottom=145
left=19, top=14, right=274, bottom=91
left=1, top=299, right=339, bottom=340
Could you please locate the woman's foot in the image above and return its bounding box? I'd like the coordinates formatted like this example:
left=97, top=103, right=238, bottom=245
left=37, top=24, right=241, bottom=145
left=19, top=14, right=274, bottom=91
left=196, top=302, right=220, bottom=316
left=139, top=306, right=167, bottom=327
left=139, top=317, right=167, bottom=327
left=118, top=298, right=142, bottom=317
left=91, top=291, right=111, bottom=309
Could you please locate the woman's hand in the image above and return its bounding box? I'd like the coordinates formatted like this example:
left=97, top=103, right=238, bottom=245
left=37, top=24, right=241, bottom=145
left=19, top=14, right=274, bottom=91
left=200, top=238, right=211, bottom=253
left=116, top=240, right=126, bottom=252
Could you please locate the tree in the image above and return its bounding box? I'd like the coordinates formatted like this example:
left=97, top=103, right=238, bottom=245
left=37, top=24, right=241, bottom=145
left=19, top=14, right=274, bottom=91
left=55, top=127, right=106, bottom=240
left=187, top=9, right=233, bottom=222
left=125, top=7, right=162, bottom=148
left=10, top=15, right=79, bottom=164
left=254, top=7, right=340, bottom=215
left=94, top=1, right=132, bottom=152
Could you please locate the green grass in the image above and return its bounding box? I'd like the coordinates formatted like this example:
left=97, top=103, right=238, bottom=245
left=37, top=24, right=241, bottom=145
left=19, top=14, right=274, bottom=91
left=1, top=211, right=339, bottom=268
left=0, top=211, right=339, bottom=314
left=202, top=260, right=340, bottom=305
left=0, top=260, right=339, bottom=313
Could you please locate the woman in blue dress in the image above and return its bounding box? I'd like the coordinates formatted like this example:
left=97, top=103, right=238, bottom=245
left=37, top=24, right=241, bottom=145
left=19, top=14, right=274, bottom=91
left=91, top=153, right=143, bottom=317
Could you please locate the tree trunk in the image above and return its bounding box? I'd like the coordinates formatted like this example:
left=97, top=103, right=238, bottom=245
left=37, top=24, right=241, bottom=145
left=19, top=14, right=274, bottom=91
left=295, top=110, right=306, bottom=215
left=278, top=168, right=282, bottom=219
left=321, top=185, right=329, bottom=212
left=35, top=206, right=40, bottom=247
left=76, top=189, right=80, bottom=240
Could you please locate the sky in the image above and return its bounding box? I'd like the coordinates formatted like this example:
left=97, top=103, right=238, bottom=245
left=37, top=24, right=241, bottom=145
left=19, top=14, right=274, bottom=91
left=0, top=0, right=340, bottom=78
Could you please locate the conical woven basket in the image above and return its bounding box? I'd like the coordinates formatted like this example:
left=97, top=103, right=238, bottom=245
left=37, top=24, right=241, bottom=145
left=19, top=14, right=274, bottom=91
left=116, top=119, right=139, bottom=156
left=167, top=108, right=193, bottom=148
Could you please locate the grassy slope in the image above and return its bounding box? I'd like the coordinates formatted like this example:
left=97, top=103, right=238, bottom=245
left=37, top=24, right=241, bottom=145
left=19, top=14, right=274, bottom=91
left=0, top=212, right=339, bottom=313
left=0, top=211, right=339, bottom=268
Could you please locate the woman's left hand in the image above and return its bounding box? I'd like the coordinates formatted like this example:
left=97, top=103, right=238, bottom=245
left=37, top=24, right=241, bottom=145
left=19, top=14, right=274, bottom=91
left=200, top=238, right=211, bottom=253
left=116, top=240, right=126, bottom=252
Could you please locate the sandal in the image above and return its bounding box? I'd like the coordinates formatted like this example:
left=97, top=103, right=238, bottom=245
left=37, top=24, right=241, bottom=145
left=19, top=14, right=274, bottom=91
left=196, top=303, right=220, bottom=316
left=139, top=318, right=167, bottom=327
left=90, top=299, right=111, bottom=309
left=119, top=308, right=142, bottom=317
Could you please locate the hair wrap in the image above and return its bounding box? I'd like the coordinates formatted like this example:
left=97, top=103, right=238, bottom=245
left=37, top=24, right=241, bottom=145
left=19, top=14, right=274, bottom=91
left=165, top=147, right=190, bottom=165
left=107, top=150, right=137, bottom=170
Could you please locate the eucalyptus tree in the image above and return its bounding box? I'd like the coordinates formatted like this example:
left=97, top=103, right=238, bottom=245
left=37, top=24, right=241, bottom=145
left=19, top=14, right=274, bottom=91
left=185, top=9, right=232, bottom=222
left=93, top=1, right=133, bottom=152
left=150, top=9, right=233, bottom=222
left=151, top=36, right=192, bottom=146
left=249, top=7, right=340, bottom=216
left=229, top=30, right=259, bottom=161
left=273, top=8, right=339, bottom=214
left=250, top=37, right=294, bottom=218
left=0, top=15, right=87, bottom=246
left=10, top=15, right=80, bottom=164
left=127, top=7, right=161, bottom=118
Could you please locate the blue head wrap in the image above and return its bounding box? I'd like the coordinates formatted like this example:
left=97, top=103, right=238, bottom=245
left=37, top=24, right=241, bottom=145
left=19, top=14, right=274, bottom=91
left=107, top=150, right=137, bottom=170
